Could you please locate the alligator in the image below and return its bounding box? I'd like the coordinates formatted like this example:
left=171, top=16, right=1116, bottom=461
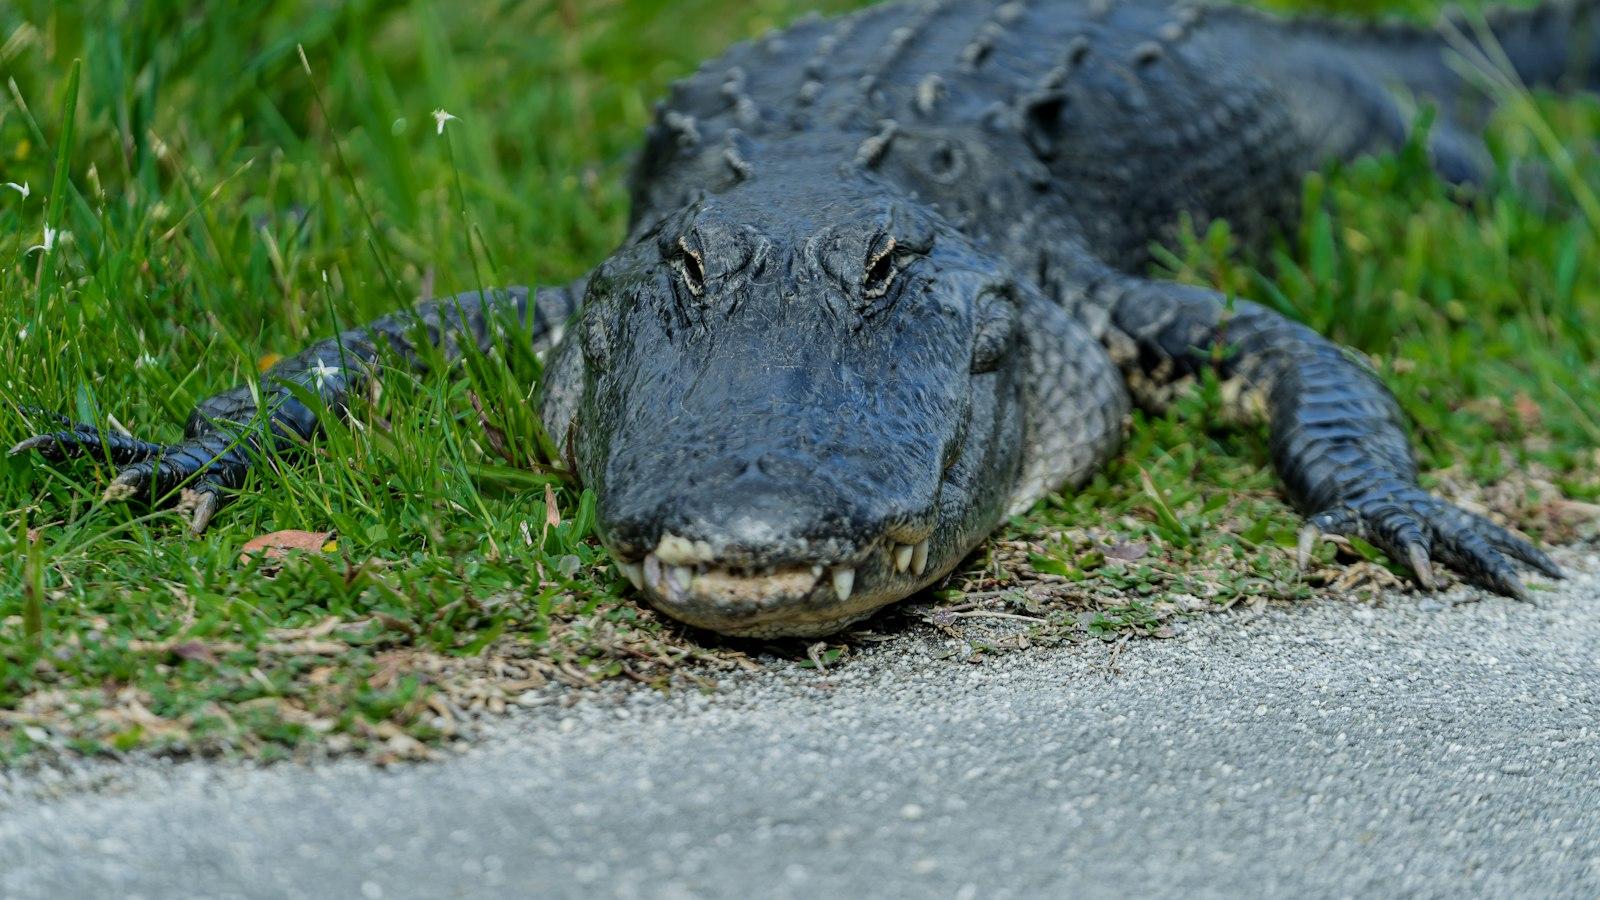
left=14, top=0, right=1596, bottom=637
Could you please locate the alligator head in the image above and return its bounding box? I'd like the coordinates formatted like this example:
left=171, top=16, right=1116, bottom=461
left=541, top=174, right=1038, bottom=637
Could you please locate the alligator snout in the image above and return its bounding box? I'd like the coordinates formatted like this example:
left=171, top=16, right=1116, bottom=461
left=596, top=451, right=942, bottom=637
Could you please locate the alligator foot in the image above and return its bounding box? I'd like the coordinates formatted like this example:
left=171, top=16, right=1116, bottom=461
left=1297, top=481, right=1563, bottom=601
left=10, top=411, right=244, bottom=534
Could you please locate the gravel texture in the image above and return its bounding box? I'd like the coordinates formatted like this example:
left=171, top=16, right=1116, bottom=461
left=2, top=549, right=1598, bottom=899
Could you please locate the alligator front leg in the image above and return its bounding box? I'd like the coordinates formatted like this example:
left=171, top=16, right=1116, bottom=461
left=12, top=280, right=586, bottom=533
left=1077, top=272, right=1561, bottom=599
left=1009, top=287, right=1130, bottom=515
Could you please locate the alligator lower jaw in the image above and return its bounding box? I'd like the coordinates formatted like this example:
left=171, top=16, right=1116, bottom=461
left=619, top=554, right=896, bottom=638
left=664, top=605, right=882, bottom=640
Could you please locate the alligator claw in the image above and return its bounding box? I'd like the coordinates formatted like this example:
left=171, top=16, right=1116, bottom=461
left=178, top=481, right=224, bottom=535
left=1404, top=542, right=1436, bottom=592
left=12, top=411, right=247, bottom=533
left=1306, top=483, right=1561, bottom=601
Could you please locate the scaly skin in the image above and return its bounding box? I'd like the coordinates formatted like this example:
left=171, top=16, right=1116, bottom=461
left=15, top=0, right=1590, bottom=636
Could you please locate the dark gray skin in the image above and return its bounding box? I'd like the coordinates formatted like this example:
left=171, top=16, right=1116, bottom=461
left=15, top=0, right=1595, bottom=636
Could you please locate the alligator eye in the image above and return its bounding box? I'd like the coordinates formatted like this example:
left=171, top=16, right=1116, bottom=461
left=675, top=237, right=706, bottom=297
left=863, top=235, right=897, bottom=299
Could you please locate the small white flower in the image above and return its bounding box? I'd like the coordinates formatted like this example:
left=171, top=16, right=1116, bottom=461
left=25, top=226, right=59, bottom=255
left=432, top=108, right=458, bottom=135
left=308, top=358, right=341, bottom=389
left=5, top=181, right=28, bottom=199
left=17, top=327, right=27, bottom=341
left=134, top=353, right=158, bottom=369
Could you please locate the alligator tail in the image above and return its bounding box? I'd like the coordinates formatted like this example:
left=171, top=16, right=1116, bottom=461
left=1461, top=0, right=1600, bottom=91
left=1209, top=0, right=1600, bottom=101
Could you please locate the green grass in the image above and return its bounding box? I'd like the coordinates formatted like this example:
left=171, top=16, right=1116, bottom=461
left=2, top=0, right=1598, bottom=761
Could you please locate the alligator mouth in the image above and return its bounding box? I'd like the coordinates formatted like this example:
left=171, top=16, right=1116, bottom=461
left=610, top=532, right=935, bottom=638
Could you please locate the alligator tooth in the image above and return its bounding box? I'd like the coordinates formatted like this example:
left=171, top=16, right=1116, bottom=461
left=831, top=567, right=856, bottom=603
left=911, top=540, right=930, bottom=576
left=894, top=543, right=914, bottom=573
left=668, top=565, right=695, bottom=594
left=618, top=561, right=644, bottom=591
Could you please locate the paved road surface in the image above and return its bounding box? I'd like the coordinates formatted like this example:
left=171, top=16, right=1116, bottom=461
left=3, top=550, right=1597, bottom=899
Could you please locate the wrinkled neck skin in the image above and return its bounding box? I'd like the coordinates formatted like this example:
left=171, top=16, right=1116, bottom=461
left=541, top=135, right=1053, bottom=638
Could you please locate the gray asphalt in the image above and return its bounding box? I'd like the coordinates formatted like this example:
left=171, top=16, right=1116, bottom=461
left=3, top=548, right=1598, bottom=900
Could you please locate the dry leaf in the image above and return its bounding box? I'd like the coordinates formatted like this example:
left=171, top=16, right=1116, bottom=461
left=239, top=529, right=336, bottom=563
left=544, top=482, right=561, bottom=528
left=1513, top=392, right=1543, bottom=431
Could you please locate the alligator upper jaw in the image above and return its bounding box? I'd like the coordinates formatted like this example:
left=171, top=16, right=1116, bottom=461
left=609, top=536, right=936, bottom=639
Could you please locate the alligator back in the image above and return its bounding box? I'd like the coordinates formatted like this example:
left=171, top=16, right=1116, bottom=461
left=630, top=1, right=1306, bottom=264
left=628, top=0, right=1600, bottom=269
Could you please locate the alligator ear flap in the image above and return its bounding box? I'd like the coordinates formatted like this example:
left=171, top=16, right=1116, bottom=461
left=1017, top=90, right=1070, bottom=161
